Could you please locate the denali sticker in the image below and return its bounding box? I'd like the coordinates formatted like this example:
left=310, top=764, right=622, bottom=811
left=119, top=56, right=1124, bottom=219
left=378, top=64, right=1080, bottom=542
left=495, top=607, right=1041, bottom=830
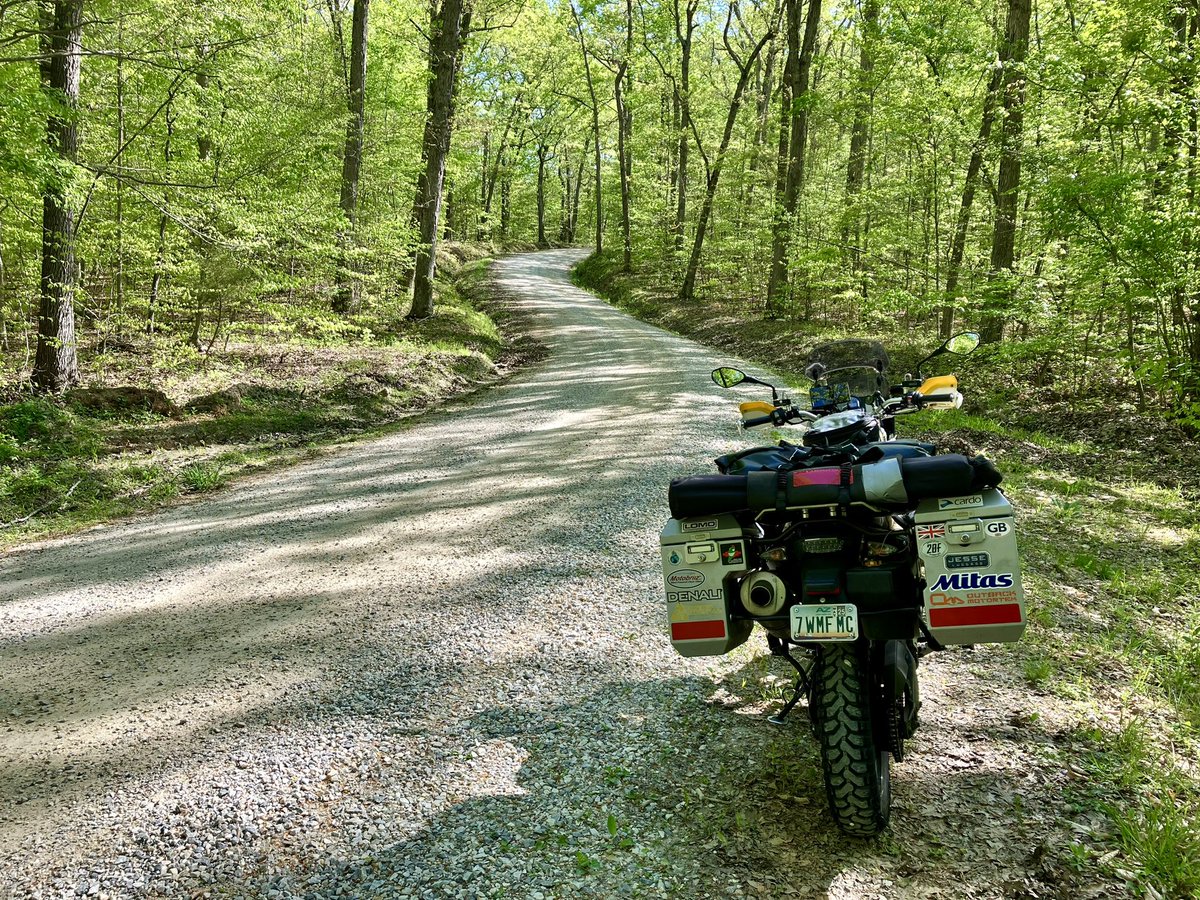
left=939, top=495, right=984, bottom=510
left=916, top=524, right=946, bottom=540
left=930, top=572, right=1014, bottom=591
left=667, top=588, right=723, bottom=603
left=667, top=569, right=705, bottom=588
left=682, top=519, right=719, bottom=532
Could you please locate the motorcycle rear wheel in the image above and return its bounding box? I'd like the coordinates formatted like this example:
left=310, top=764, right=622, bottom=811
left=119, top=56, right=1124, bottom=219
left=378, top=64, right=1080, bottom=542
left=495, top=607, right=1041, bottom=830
left=812, top=644, right=891, bottom=837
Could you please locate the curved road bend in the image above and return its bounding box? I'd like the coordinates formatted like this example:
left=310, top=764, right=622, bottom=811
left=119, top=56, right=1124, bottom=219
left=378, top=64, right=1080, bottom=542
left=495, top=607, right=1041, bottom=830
left=2, top=250, right=1061, bottom=898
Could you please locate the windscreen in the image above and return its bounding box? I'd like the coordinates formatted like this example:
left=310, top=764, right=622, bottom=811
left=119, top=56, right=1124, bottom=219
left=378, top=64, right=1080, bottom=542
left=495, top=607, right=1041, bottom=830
left=804, top=340, right=890, bottom=398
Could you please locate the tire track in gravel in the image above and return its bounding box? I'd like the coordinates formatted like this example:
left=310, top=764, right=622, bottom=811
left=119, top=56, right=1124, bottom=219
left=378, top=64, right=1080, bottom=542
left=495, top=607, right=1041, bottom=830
left=2, top=250, right=1082, bottom=899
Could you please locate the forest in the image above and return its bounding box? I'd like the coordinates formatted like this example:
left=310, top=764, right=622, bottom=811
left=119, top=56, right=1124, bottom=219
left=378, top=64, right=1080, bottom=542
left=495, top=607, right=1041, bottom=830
left=4, top=0, right=1200, bottom=412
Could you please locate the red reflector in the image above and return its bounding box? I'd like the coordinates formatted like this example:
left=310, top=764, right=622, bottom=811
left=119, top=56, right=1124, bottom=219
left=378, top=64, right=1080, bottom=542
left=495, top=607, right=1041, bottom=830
left=672, top=620, right=726, bottom=641
left=930, top=604, right=1023, bottom=628
left=792, top=468, right=846, bottom=487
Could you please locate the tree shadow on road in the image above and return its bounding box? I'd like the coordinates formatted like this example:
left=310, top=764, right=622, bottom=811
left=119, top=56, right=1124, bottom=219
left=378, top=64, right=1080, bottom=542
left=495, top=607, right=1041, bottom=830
left=238, top=651, right=1091, bottom=900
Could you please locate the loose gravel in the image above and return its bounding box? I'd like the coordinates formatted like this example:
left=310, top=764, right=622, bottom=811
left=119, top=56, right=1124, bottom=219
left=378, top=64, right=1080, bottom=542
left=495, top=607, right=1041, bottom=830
left=2, top=251, right=1092, bottom=899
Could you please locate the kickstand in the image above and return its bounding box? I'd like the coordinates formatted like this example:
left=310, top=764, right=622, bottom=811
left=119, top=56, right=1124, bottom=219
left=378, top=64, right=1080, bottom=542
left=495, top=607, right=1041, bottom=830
left=766, top=636, right=811, bottom=726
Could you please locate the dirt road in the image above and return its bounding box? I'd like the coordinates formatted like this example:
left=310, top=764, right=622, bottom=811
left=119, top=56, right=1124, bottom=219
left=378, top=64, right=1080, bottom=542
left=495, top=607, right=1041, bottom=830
left=1, top=250, right=1075, bottom=898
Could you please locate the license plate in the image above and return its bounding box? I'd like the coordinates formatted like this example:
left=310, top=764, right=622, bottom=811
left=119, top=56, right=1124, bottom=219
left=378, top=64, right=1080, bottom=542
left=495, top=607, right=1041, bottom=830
left=790, top=603, right=859, bottom=642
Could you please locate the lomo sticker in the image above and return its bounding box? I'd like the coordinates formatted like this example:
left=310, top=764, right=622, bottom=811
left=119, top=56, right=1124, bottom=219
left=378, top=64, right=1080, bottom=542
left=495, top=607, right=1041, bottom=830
left=682, top=519, right=718, bottom=532
left=667, top=569, right=705, bottom=588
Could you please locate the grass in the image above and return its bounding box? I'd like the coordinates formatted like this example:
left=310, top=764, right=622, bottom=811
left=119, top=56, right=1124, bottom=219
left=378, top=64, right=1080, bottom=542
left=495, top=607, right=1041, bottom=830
left=0, top=250, right=514, bottom=547
left=575, top=248, right=1200, bottom=898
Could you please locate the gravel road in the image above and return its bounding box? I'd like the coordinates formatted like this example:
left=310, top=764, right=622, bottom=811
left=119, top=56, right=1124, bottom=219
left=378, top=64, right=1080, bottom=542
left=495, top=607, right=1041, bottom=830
left=2, top=250, right=1079, bottom=899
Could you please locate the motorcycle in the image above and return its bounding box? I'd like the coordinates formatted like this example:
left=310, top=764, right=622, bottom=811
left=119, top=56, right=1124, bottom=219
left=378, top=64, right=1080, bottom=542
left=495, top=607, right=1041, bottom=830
left=659, top=333, right=1026, bottom=836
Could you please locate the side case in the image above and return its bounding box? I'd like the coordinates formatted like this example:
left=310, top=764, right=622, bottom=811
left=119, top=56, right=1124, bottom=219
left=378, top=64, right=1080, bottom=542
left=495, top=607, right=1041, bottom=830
left=914, top=488, right=1026, bottom=644
left=660, top=515, right=752, bottom=657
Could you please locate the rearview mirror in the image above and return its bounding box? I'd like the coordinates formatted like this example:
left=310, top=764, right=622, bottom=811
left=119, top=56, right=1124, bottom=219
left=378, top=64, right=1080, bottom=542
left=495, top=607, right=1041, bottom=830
left=944, top=331, right=980, bottom=355
left=712, top=367, right=746, bottom=388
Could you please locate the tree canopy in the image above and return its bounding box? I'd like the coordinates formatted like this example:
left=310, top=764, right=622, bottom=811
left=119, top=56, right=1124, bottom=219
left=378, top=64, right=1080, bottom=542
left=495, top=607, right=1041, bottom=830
left=4, top=0, right=1200, bottom=414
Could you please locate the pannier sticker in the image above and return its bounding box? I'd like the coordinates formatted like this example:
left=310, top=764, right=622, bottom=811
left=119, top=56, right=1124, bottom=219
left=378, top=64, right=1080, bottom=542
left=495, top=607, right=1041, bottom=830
left=931, top=572, right=1014, bottom=591
left=928, top=589, right=1019, bottom=608
left=939, top=495, right=984, bottom=510
left=667, top=588, right=723, bottom=603
left=945, top=552, right=990, bottom=569
left=986, top=521, right=1011, bottom=535
left=669, top=551, right=681, bottom=565
left=921, top=541, right=944, bottom=556
left=682, top=519, right=719, bottom=532
left=720, top=542, right=744, bottom=566
left=916, top=524, right=946, bottom=540
left=666, top=569, right=705, bottom=588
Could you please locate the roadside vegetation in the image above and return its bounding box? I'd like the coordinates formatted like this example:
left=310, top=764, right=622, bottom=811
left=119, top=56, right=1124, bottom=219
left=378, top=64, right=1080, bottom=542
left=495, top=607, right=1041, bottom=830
left=577, top=250, right=1200, bottom=898
left=0, top=251, right=518, bottom=547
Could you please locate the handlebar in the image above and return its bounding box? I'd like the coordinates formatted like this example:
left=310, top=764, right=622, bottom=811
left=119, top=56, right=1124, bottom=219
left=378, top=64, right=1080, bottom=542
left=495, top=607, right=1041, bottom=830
left=742, top=407, right=819, bottom=428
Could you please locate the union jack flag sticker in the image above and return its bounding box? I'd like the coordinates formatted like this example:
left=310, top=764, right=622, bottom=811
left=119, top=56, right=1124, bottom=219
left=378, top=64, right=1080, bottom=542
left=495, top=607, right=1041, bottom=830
left=916, top=524, right=946, bottom=540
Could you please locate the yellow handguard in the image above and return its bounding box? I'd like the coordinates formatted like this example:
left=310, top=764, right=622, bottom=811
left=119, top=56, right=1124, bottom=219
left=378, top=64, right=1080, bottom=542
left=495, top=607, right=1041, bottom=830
left=740, top=400, right=775, bottom=427
left=917, top=374, right=963, bottom=409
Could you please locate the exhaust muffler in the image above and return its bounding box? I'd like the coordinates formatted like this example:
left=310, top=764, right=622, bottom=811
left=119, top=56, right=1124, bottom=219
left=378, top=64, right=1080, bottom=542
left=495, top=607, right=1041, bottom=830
left=740, top=571, right=787, bottom=617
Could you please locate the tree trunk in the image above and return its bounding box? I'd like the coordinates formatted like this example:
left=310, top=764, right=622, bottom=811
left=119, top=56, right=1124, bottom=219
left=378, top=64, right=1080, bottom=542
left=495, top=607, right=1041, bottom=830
left=765, top=0, right=821, bottom=316
left=680, top=28, right=775, bottom=301
left=673, top=0, right=697, bottom=255
left=615, top=60, right=632, bottom=271
left=571, top=3, right=603, bottom=254
left=841, top=0, right=877, bottom=277
left=537, top=143, right=548, bottom=247
left=982, top=0, right=1032, bottom=344
left=940, top=63, right=1003, bottom=337
left=408, top=0, right=468, bottom=320
left=33, top=0, right=83, bottom=393
left=333, top=0, right=370, bottom=314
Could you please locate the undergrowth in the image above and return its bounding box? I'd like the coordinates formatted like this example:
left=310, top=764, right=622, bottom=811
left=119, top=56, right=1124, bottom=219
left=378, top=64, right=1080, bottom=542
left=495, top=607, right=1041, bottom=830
left=0, top=252, right=509, bottom=547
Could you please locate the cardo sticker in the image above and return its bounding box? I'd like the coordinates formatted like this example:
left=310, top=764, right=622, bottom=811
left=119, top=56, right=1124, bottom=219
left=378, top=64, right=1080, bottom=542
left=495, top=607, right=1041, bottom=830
left=938, top=495, right=985, bottom=510
left=667, top=569, right=705, bottom=588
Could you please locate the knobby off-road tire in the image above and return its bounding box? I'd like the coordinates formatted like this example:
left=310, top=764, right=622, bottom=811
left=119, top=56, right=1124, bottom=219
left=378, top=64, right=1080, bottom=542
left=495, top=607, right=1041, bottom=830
left=811, top=644, right=891, bottom=837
